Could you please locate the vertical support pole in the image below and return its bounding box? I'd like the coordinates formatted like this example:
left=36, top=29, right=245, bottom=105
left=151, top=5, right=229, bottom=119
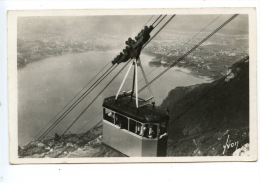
left=103, top=108, right=105, bottom=121
left=127, top=118, right=130, bottom=131
left=131, top=62, right=136, bottom=100
left=134, top=59, right=138, bottom=108
left=113, top=112, right=115, bottom=124
left=140, top=124, right=144, bottom=137
left=157, top=124, right=160, bottom=139
left=115, top=61, right=133, bottom=100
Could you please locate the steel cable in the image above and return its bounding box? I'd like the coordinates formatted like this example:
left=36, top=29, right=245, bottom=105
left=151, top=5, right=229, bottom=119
left=137, top=15, right=222, bottom=84
left=61, top=60, right=132, bottom=135
left=152, top=15, right=163, bottom=26
left=76, top=111, right=103, bottom=134
left=144, top=15, right=154, bottom=26
left=153, top=15, right=168, bottom=28
left=166, top=55, right=249, bottom=149
left=37, top=64, right=117, bottom=141
left=34, top=61, right=112, bottom=139
left=142, top=15, right=176, bottom=49
left=139, top=14, right=239, bottom=93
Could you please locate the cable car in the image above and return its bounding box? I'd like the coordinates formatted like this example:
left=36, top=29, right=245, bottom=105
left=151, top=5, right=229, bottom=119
left=102, top=58, right=169, bottom=157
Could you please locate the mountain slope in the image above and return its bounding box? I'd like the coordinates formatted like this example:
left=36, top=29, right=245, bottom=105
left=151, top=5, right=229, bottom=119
left=161, top=57, right=249, bottom=156
left=19, top=125, right=125, bottom=158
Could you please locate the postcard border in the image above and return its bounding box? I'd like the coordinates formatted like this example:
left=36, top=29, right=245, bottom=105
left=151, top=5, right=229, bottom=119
left=8, top=8, right=257, bottom=164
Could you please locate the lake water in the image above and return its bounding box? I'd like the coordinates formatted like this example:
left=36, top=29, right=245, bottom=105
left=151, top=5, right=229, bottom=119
left=18, top=51, right=211, bottom=145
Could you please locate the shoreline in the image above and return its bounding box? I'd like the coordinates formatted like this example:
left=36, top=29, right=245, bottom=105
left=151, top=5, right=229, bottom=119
left=143, top=49, right=216, bottom=80
left=143, top=48, right=248, bottom=80
left=18, top=49, right=213, bottom=86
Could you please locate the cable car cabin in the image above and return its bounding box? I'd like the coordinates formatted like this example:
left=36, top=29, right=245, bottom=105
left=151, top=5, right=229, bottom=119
left=102, top=95, right=169, bottom=157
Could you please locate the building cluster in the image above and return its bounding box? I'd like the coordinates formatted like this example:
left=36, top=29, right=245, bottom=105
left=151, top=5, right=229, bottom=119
left=144, top=34, right=248, bottom=79
left=17, top=34, right=120, bottom=67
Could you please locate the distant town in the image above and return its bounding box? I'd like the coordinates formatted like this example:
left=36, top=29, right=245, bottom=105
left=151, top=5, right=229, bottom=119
left=17, top=33, right=122, bottom=67
left=18, top=31, right=248, bottom=79
left=145, top=33, right=248, bottom=79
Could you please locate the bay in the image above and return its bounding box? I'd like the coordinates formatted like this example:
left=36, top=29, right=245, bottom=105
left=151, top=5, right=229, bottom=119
left=18, top=50, right=210, bottom=145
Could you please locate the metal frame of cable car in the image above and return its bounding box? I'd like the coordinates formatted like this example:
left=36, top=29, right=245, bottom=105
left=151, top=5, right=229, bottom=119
left=102, top=95, right=169, bottom=157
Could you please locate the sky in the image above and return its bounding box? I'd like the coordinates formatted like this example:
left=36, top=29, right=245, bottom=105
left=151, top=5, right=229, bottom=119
left=18, top=14, right=248, bottom=41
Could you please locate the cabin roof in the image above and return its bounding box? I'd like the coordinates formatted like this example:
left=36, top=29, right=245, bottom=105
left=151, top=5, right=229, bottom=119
left=103, top=95, right=168, bottom=124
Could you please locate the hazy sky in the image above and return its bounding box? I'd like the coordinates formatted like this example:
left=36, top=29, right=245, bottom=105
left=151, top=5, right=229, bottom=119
left=18, top=14, right=248, bottom=41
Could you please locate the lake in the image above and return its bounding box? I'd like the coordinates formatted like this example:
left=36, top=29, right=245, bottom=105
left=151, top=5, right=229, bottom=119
left=18, top=51, right=211, bottom=145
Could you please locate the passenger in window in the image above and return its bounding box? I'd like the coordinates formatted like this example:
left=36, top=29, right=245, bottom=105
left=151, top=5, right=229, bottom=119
left=135, top=123, right=141, bottom=134
left=107, top=112, right=114, bottom=123
left=115, top=115, right=121, bottom=128
left=139, top=125, right=147, bottom=137
left=148, top=126, right=155, bottom=139
left=159, top=132, right=167, bottom=139
left=144, top=125, right=149, bottom=138
left=159, top=126, right=167, bottom=139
